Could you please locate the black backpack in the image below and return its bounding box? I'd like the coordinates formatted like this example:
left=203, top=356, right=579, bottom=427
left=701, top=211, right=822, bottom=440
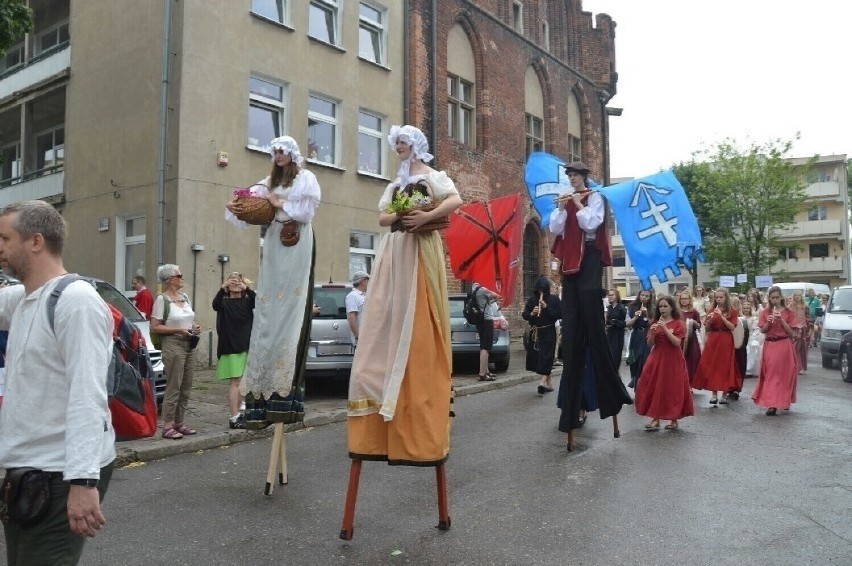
left=463, top=286, right=485, bottom=326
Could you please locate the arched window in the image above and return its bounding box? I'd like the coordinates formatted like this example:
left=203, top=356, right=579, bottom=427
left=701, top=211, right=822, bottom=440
left=567, top=91, right=582, bottom=162
left=447, top=25, right=476, bottom=146
left=524, top=66, right=544, bottom=157
left=523, top=223, right=540, bottom=299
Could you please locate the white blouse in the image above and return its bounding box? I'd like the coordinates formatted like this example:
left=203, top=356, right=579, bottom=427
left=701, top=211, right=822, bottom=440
left=264, top=170, right=321, bottom=224
left=378, top=171, right=459, bottom=212
left=548, top=191, right=605, bottom=237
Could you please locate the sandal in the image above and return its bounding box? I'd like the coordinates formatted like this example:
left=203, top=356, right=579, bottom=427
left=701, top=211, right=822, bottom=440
left=644, top=420, right=660, bottom=431
left=665, top=421, right=678, bottom=430
left=709, top=396, right=718, bottom=405
left=162, top=427, right=183, bottom=440
left=478, top=375, right=496, bottom=382
left=174, top=424, right=197, bottom=435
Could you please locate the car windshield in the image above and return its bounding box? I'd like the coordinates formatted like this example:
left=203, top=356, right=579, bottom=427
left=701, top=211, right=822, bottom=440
left=313, top=287, right=348, bottom=319
left=95, top=281, right=144, bottom=322
left=828, top=289, right=852, bottom=314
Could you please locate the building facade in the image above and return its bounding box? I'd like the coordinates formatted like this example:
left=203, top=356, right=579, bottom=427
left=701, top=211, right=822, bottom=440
left=608, top=154, right=851, bottom=297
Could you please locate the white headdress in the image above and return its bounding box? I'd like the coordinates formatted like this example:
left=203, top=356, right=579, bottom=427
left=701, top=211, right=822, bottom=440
left=387, top=125, right=434, bottom=187
left=266, top=135, right=304, bottom=165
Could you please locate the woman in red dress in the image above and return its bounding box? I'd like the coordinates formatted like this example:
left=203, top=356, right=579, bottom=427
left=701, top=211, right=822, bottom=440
left=693, top=288, right=739, bottom=405
left=635, top=295, right=694, bottom=431
left=752, top=286, right=798, bottom=415
left=677, top=290, right=701, bottom=386
left=788, top=291, right=810, bottom=374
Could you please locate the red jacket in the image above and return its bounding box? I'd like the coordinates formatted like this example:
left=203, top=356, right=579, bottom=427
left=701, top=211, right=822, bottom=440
left=134, top=287, right=154, bottom=320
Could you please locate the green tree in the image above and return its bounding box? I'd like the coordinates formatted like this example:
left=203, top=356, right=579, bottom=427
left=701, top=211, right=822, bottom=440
left=675, top=137, right=813, bottom=293
left=0, top=0, right=33, bottom=58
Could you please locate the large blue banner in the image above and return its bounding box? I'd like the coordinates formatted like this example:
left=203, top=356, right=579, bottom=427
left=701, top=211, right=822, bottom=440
left=599, top=170, right=705, bottom=290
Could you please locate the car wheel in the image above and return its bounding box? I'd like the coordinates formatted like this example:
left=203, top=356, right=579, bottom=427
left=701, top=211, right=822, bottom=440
left=494, top=352, right=510, bottom=372
left=822, top=355, right=835, bottom=369
left=841, top=352, right=852, bottom=383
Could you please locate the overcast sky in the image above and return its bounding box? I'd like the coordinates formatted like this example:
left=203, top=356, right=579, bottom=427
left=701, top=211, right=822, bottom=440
left=580, top=0, right=851, bottom=179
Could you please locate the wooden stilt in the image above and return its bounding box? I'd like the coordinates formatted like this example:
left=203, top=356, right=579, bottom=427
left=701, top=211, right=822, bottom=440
left=278, top=431, right=288, bottom=485
left=566, top=429, right=576, bottom=452
left=339, top=460, right=362, bottom=540
left=612, top=414, right=621, bottom=438
left=264, top=423, right=284, bottom=495
left=435, top=464, right=451, bottom=530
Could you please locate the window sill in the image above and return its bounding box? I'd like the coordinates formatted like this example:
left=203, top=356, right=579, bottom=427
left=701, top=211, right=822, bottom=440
left=308, top=35, right=346, bottom=53
left=357, top=56, right=390, bottom=71
left=307, top=158, right=346, bottom=172
left=250, top=12, right=294, bottom=31
left=246, top=144, right=270, bottom=155
left=357, top=170, right=392, bottom=182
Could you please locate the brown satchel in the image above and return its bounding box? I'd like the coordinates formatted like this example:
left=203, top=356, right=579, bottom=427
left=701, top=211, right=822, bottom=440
left=0, top=468, right=52, bottom=526
left=279, top=220, right=300, bottom=246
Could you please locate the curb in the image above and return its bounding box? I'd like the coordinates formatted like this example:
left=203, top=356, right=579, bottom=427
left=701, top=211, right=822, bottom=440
left=115, top=372, right=540, bottom=467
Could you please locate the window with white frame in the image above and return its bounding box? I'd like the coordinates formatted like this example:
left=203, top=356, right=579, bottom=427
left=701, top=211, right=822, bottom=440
left=349, top=231, right=377, bottom=276
left=358, top=109, right=384, bottom=175
left=35, top=126, right=64, bottom=171
left=118, top=215, right=146, bottom=293
left=309, top=0, right=340, bottom=46
left=36, top=22, right=70, bottom=55
left=807, top=205, right=827, bottom=221
left=251, top=0, right=288, bottom=25
left=307, top=94, right=338, bottom=164
left=447, top=74, right=474, bottom=145
left=358, top=2, right=385, bottom=64
left=525, top=113, right=543, bottom=157
left=248, top=75, right=287, bottom=148
left=1, top=143, right=20, bottom=183
left=0, top=43, right=24, bottom=74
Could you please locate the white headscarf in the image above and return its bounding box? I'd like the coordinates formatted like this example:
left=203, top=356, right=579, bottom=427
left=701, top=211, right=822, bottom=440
left=266, top=135, right=304, bottom=165
left=387, top=125, right=434, bottom=187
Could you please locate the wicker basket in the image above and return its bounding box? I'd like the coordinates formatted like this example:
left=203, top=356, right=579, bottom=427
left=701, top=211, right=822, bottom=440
left=232, top=196, right=275, bottom=225
left=403, top=202, right=450, bottom=233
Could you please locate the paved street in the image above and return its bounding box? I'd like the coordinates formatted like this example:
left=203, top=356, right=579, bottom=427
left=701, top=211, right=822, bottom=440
left=56, top=348, right=851, bottom=565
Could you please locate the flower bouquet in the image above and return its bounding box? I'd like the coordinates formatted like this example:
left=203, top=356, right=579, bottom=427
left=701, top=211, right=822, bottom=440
left=230, top=184, right=275, bottom=225
left=387, top=181, right=450, bottom=233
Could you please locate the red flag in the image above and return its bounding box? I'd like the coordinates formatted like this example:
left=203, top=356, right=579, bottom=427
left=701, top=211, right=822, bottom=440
left=446, top=194, right=523, bottom=305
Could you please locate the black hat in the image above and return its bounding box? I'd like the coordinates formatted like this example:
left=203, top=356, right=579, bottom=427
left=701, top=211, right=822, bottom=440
left=564, top=161, right=590, bottom=175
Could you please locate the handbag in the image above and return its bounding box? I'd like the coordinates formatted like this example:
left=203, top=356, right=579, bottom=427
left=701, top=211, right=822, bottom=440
left=279, top=220, right=300, bottom=247
left=0, top=468, right=52, bottom=527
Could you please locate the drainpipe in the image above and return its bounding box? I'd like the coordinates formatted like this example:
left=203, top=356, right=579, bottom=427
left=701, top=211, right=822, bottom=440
left=430, top=0, right=438, bottom=166
left=157, top=0, right=173, bottom=268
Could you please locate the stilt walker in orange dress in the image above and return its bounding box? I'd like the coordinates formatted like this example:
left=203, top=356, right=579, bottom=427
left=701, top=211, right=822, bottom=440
left=340, top=125, right=462, bottom=539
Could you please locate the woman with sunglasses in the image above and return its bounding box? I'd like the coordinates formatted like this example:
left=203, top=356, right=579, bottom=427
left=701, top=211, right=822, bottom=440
left=151, top=264, right=201, bottom=440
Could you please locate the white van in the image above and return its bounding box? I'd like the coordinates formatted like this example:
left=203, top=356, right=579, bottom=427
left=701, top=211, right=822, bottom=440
left=774, top=282, right=831, bottom=299
left=819, top=285, right=852, bottom=368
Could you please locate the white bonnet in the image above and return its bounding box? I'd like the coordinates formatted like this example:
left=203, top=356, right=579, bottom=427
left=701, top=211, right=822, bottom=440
left=266, top=136, right=304, bottom=165
left=387, top=125, right=434, bottom=163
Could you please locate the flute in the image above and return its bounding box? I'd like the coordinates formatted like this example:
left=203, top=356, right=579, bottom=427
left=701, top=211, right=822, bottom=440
left=553, top=190, right=595, bottom=204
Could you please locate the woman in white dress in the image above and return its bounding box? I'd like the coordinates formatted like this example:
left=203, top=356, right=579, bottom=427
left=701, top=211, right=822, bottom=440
left=225, top=136, right=321, bottom=429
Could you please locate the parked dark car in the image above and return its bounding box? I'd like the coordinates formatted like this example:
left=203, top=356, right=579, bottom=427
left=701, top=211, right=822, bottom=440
left=448, top=294, right=510, bottom=372
left=835, top=330, right=852, bottom=383
left=305, top=283, right=355, bottom=378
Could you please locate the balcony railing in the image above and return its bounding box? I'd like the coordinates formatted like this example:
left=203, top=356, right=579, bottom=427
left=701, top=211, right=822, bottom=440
left=778, top=219, right=843, bottom=239
left=0, top=167, right=64, bottom=207
left=775, top=256, right=844, bottom=275
left=0, top=43, right=70, bottom=100
left=805, top=180, right=840, bottom=199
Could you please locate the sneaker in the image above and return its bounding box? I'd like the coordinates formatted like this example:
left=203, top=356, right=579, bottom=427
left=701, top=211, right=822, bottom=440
left=229, top=414, right=246, bottom=429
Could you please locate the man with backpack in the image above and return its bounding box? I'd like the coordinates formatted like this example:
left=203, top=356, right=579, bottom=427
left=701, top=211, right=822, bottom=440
left=469, top=283, right=500, bottom=381
left=0, top=201, right=115, bottom=565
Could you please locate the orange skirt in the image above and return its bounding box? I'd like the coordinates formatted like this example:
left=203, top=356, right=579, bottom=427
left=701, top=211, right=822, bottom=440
left=347, top=265, right=452, bottom=466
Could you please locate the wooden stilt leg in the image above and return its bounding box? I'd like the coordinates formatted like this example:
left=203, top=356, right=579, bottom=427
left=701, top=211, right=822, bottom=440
left=278, top=431, right=288, bottom=485
left=435, top=464, right=451, bottom=530
left=612, top=415, right=621, bottom=438
left=567, top=429, right=576, bottom=452
left=339, top=460, right=362, bottom=540
left=264, top=423, right=284, bottom=495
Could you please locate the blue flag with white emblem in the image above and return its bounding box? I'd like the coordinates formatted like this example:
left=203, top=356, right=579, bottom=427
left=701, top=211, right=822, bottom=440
left=599, top=170, right=704, bottom=290
left=524, top=152, right=598, bottom=228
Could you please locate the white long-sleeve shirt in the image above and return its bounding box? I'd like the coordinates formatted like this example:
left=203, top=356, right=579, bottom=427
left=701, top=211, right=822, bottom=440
left=0, top=277, right=115, bottom=479
left=548, top=191, right=605, bottom=239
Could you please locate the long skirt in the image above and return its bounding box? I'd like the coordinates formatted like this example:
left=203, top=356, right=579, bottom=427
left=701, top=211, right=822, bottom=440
left=793, top=327, right=808, bottom=371
left=752, top=338, right=798, bottom=410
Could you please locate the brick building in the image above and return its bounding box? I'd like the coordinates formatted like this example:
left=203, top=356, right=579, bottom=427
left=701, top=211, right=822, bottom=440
left=406, top=0, right=619, bottom=318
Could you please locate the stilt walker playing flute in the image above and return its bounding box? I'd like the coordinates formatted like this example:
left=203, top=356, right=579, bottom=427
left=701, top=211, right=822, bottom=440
left=549, top=162, right=632, bottom=451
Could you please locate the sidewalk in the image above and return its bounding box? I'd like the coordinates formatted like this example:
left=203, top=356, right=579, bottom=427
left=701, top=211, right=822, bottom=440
left=115, top=340, right=537, bottom=466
